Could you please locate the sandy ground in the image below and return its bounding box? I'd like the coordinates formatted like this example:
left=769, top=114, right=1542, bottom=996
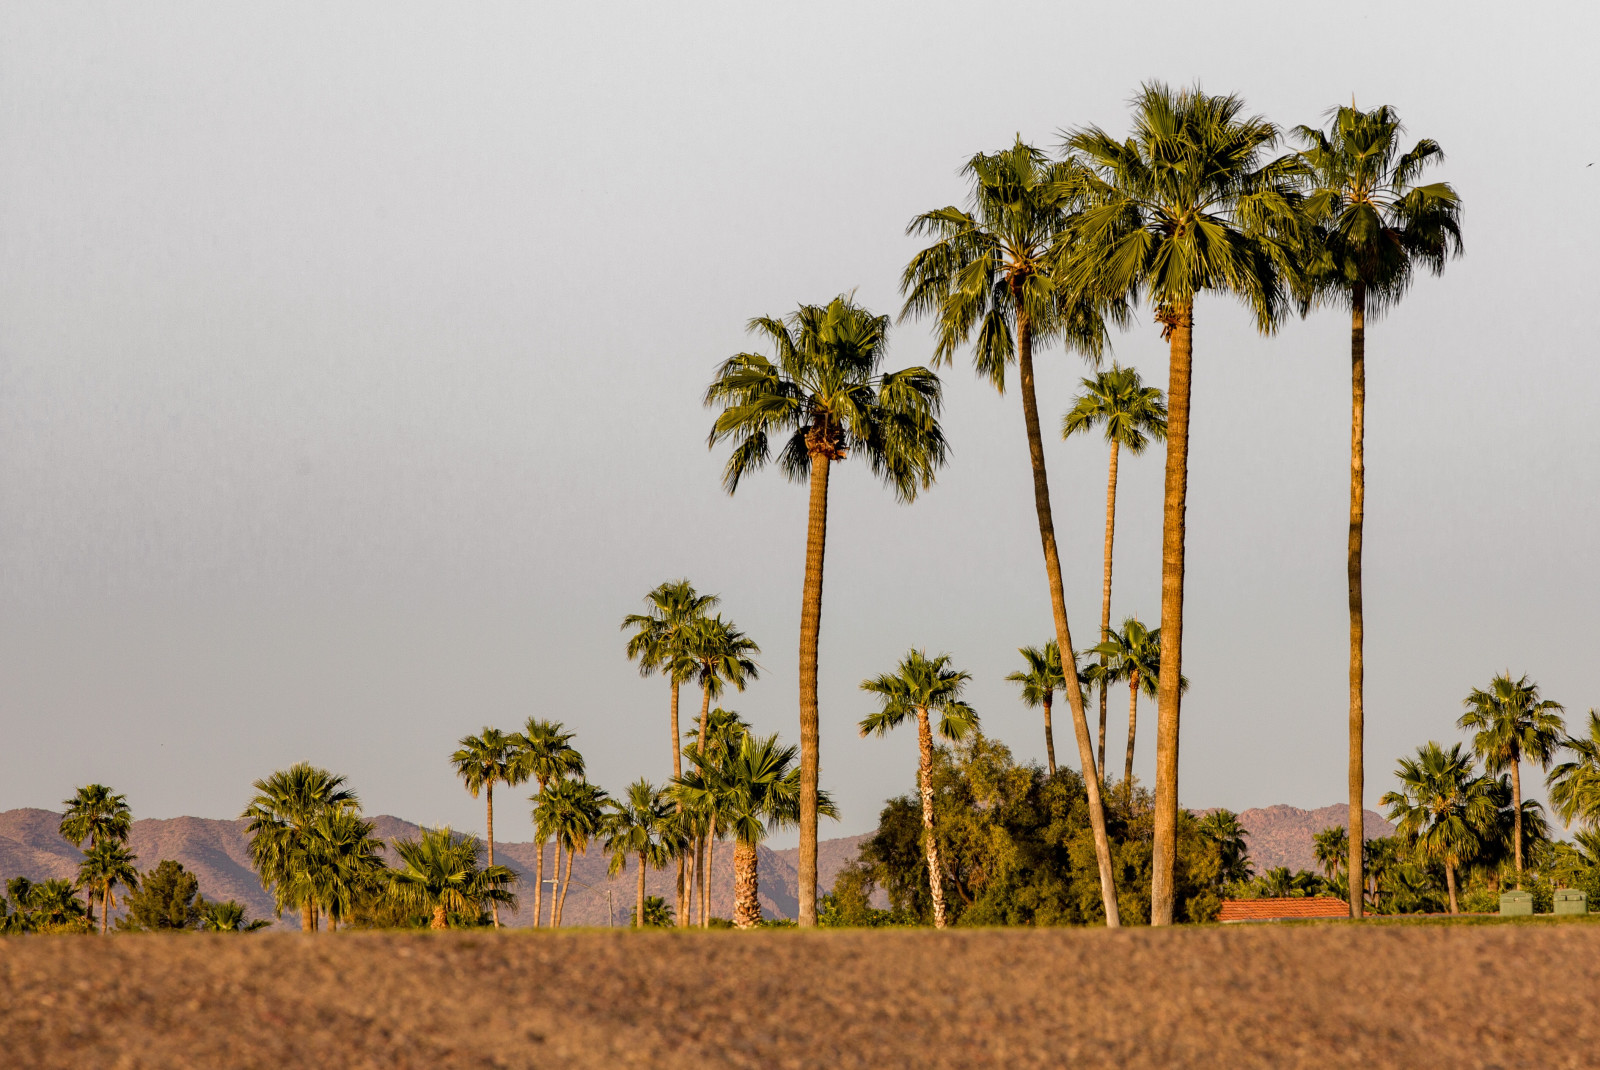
left=3, top=921, right=1596, bottom=1069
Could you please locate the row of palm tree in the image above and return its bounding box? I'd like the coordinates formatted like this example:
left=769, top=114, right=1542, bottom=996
left=701, top=84, right=1462, bottom=925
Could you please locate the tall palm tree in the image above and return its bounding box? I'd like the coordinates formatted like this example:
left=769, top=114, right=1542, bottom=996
left=388, top=827, right=518, bottom=930
left=1458, top=673, right=1566, bottom=889
left=1294, top=104, right=1463, bottom=920
left=1549, top=709, right=1600, bottom=830
left=603, top=779, right=673, bottom=929
left=623, top=580, right=717, bottom=923
left=1061, top=365, right=1167, bottom=773
left=1005, top=642, right=1066, bottom=775
left=859, top=650, right=980, bottom=929
left=1090, top=617, right=1182, bottom=790
left=902, top=138, right=1123, bottom=926
left=1381, top=741, right=1496, bottom=914
left=706, top=294, right=947, bottom=927
left=59, top=784, right=132, bottom=918
left=513, top=719, right=584, bottom=929
left=241, top=762, right=359, bottom=932
left=1061, top=83, right=1304, bottom=924
left=450, top=726, right=523, bottom=928
left=75, top=840, right=139, bottom=935
left=533, top=777, right=608, bottom=927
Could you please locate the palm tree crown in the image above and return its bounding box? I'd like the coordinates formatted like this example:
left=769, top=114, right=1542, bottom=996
left=60, top=784, right=132, bottom=849
left=1381, top=741, right=1495, bottom=913
left=1548, top=710, right=1600, bottom=830
left=388, top=827, right=518, bottom=930
left=1458, top=673, right=1565, bottom=888
left=1061, top=365, right=1168, bottom=452
left=241, top=763, right=360, bottom=929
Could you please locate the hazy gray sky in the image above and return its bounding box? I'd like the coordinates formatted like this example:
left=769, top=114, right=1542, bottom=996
left=2, top=1, right=1597, bottom=845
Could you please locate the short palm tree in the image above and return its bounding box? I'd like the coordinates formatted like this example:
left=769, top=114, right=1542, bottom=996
left=1062, top=365, right=1167, bottom=773
left=1295, top=103, right=1463, bottom=920
left=604, top=779, right=674, bottom=929
left=296, top=809, right=386, bottom=931
left=1090, top=617, right=1182, bottom=789
left=513, top=719, right=584, bottom=928
left=60, top=784, right=132, bottom=917
left=683, top=708, right=752, bottom=926
left=902, top=138, right=1123, bottom=926
left=1061, top=83, right=1304, bottom=925
left=682, top=614, right=759, bottom=920
left=198, top=899, right=270, bottom=932
left=533, top=777, right=608, bottom=926
left=1548, top=709, right=1600, bottom=831
left=75, top=839, right=140, bottom=934
left=1458, top=674, right=1566, bottom=888
left=388, top=827, right=518, bottom=930
left=450, top=726, right=525, bottom=927
left=241, top=762, right=359, bottom=931
left=1381, top=742, right=1496, bottom=914
left=1005, top=641, right=1066, bottom=775
left=706, top=294, right=947, bottom=927
left=859, top=650, right=980, bottom=929
left=1195, top=809, right=1252, bottom=886
left=1312, top=825, right=1348, bottom=882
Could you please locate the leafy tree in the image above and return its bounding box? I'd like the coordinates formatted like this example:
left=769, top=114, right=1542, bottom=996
left=1240, top=867, right=1330, bottom=899
left=76, top=839, right=140, bottom=934
left=860, top=651, right=980, bottom=929
left=512, top=719, right=585, bottom=929
left=1294, top=105, right=1462, bottom=918
left=1090, top=617, right=1183, bottom=790
left=1062, top=365, right=1167, bottom=773
left=197, top=899, right=270, bottom=932
left=533, top=777, right=608, bottom=926
left=1062, top=83, right=1303, bottom=924
left=680, top=708, right=752, bottom=926
left=23, top=878, right=92, bottom=933
left=387, top=827, right=518, bottom=930
left=1381, top=742, right=1496, bottom=913
left=450, top=726, right=524, bottom=927
left=1005, top=642, right=1066, bottom=775
left=117, top=860, right=203, bottom=931
left=59, top=784, right=132, bottom=918
left=1549, top=710, right=1600, bottom=830
left=902, top=138, right=1123, bottom=926
left=1194, top=810, right=1252, bottom=887
left=629, top=895, right=673, bottom=928
left=1458, top=674, right=1566, bottom=888
left=603, top=779, right=674, bottom=929
left=296, top=809, right=386, bottom=931
left=241, top=762, right=359, bottom=931
left=705, top=294, right=947, bottom=927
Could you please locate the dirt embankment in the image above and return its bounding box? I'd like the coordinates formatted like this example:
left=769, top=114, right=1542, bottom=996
left=2, top=923, right=1596, bottom=1068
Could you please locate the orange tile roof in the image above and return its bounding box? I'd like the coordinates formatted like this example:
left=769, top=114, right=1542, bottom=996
left=1218, top=897, right=1350, bottom=922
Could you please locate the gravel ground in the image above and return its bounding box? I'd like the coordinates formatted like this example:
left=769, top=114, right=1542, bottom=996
left=3, top=921, right=1596, bottom=1068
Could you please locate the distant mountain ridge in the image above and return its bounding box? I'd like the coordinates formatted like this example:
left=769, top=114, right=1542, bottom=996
left=1230, top=804, right=1395, bottom=875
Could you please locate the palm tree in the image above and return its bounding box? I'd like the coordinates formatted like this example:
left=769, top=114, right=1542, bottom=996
left=684, top=708, right=752, bottom=926
left=297, top=809, right=386, bottom=931
left=198, top=900, right=270, bottom=932
left=1458, top=674, right=1566, bottom=888
left=1195, top=809, right=1252, bottom=886
left=1294, top=104, right=1463, bottom=921
left=533, top=777, right=608, bottom=926
left=513, top=719, right=584, bottom=929
left=241, top=762, right=359, bottom=931
left=604, top=779, right=674, bottom=929
left=1381, top=742, right=1496, bottom=914
left=1549, top=709, right=1600, bottom=830
left=859, top=650, right=980, bottom=929
left=450, top=726, right=524, bottom=928
left=75, top=840, right=139, bottom=934
left=1061, top=365, right=1167, bottom=773
left=1061, top=83, right=1304, bottom=924
left=1091, top=617, right=1181, bottom=790
left=24, top=878, right=90, bottom=931
left=388, top=827, right=518, bottom=930
left=902, top=138, right=1123, bottom=926
left=1005, top=642, right=1066, bottom=775
left=59, top=784, right=132, bottom=917
left=705, top=294, right=947, bottom=928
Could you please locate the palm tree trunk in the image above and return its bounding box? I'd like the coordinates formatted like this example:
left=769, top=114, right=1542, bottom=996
left=101, top=885, right=110, bottom=935
left=703, top=818, right=717, bottom=927
left=556, top=844, right=574, bottom=927
left=697, top=831, right=709, bottom=926
left=533, top=837, right=546, bottom=929
left=1015, top=306, right=1120, bottom=927
left=1041, top=693, right=1057, bottom=776
left=1125, top=671, right=1140, bottom=789
left=1151, top=303, right=1194, bottom=927
left=1099, top=438, right=1120, bottom=776
left=916, top=708, right=949, bottom=929
left=733, top=839, right=760, bottom=928
left=1347, top=286, right=1366, bottom=921
left=672, top=678, right=688, bottom=928
left=636, top=850, right=647, bottom=927
left=431, top=904, right=448, bottom=930
left=549, top=841, right=564, bottom=927
left=302, top=900, right=314, bottom=933
left=1445, top=860, right=1458, bottom=915
left=486, top=783, right=499, bottom=929
left=1511, top=759, right=1523, bottom=888
left=796, top=451, right=832, bottom=928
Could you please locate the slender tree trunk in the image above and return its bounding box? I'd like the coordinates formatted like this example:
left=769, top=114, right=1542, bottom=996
left=431, top=904, right=448, bottom=930
left=636, top=850, right=647, bottom=927
left=101, top=886, right=110, bottom=935
left=302, top=901, right=314, bottom=933
left=703, top=818, right=717, bottom=927
left=1125, top=671, right=1140, bottom=789
left=1099, top=438, right=1120, bottom=777
left=733, top=839, right=761, bottom=928
left=796, top=452, right=831, bottom=928
left=486, top=783, right=498, bottom=929
left=1041, top=693, right=1057, bottom=776
left=697, top=831, right=708, bottom=926
left=1151, top=303, right=1194, bottom=927
left=1511, top=759, right=1523, bottom=889
left=1445, top=861, right=1459, bottom=915
left=532, top=838, right=546, bottom=929
left=549, top=841, right=564, bottom=927
left=1016, top=307, right=1120, bottom=926
left=1347, top=286, right=1366, bottom=921
left=916, top=708, right=949, bottom=929
left=556, top=844, right=574, bottom=927
left=696, top=683, right=712, bottom=928
left=672, top=679, right=688, bottom=928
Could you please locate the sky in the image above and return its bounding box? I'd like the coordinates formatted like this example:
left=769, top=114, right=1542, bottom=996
left=1, top=1, right=1597, bottom=847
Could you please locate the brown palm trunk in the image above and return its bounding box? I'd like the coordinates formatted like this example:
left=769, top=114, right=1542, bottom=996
left=431, top=904, right=448, bottom=930
left=1511, top=759, right=1523, bottom=888
left=703, top=818, right=716, bottom=927
left=101, top=885, right=110, bottom=935
left=733, top=839, right=760, bottom=928
left=1016, top=305, right=1120, bottom=926
left=697, top=832, right=708, bottom=926
left=672, top=679, right=688, bottom=928
left=1445, top=860, right=1458, bottom=915
left=556, top=843, right=574, bottom=927
left=916, top=708, right=948, bottom=929
left=796, top=451, right=831, bottom=927
left=302, top=900, right=314, bottom=933
left=1125, top=671, right=1140, bottom=789
left=1151, top=303, right=1194, bottom=926
left=1347, top=286, right=1366, bottom=920
left=548, top=841, right=564, bottom=927
left=1041, top=693, right=1057, bottom=776
left=486, top=783, right=498, bottom=928
left=636, top=850, right=647, bottom=927
left=1099, top=438, right=1120, bottom=777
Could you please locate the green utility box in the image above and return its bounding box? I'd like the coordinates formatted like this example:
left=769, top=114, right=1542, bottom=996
left=1554, top=889, right=1588, bottom=916
left=1499, top=890, right=1534, bottom=916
